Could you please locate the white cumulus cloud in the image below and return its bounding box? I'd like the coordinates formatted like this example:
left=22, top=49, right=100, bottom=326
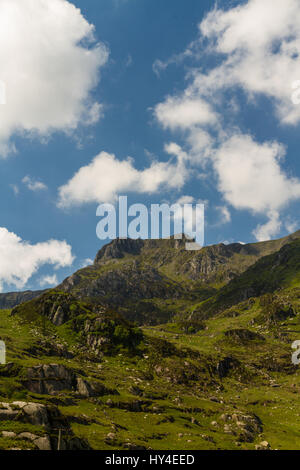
left=196, top=0, right=300, bottom=125
left=0, top=227, right=74, bottom=291
left=152, top=0, right=300, bottom=241
left=0, top=0, right=109, bottom=157
left=154, top=95, right=217, bottom=130
left=214, top=134, right=300, bottom=214
left=57, top=149, right=188, bottom=208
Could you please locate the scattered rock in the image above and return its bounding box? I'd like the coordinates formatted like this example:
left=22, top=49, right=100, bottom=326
left=255, top=441, right=271, bottom=450
left=34, top=436, right=52, bottom=451
left=2, top=431, right=16, bottom=438
left=18, top=432, right=39, bottom=441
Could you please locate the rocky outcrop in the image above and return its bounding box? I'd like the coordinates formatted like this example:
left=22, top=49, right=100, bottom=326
left=181, top=243, right=255, bottom=282
left=0, top=401, right=48, bottom=426
left=23, top=364, right=116, bottom=397
left=23, top=364, right=77, bottom=395
left=0, top=401, right=89, bottom=450
left=76, top=377, right=117, bottom=398
left=61, top=262, right=182, bottom=308
left=11, top=233, right=300, bottom=329
left=221, top=411, right=263, bottom=443
left=94, top=238, right=144, bottom=263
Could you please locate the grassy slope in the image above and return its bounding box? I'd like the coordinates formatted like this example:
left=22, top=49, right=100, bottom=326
left=195, top=239, right=300, bottom=319
left=1, top=282, right=300, bottom=449
left=0, top=234, right=300, bottom=449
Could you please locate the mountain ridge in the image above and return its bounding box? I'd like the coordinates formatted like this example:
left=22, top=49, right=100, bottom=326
left=2, top=228, right=300, bottom=450
left=1, top=229, right=299, bottom=312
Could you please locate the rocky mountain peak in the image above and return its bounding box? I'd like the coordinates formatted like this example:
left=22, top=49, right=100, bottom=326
left=93, top=235, right=196, bottom=264
left=94, top=238, right=145, bottom=263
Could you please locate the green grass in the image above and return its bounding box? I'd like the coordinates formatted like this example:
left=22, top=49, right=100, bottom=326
left=1, top=236, right=300, bottom=449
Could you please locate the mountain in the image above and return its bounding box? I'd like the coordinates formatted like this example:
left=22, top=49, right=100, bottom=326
left=0, top=290, right=45, bottom=309
left=1, top=229, right=300, bottom=450
left=197, top=237, right=300, bottom=319
left=56, top=230, right=300, bottom=324
left=2, top=230, right=299, bottom=312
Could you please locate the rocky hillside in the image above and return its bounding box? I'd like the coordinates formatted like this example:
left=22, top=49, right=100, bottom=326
left=55, top=231, right=300, bottom=324
left=0, top=230, right=300, bottom=450
left=195, top=238, right=300, bottom=320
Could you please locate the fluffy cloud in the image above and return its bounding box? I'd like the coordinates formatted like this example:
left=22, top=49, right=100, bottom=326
left=153, top=0, right=300, bottom=241
left=214, top=134, right=300, bottom=213
left=22, top=176, right=47, bottom=192
left=155, top=0, right=300, bottom=126
left=154, top=95, right=217, bottom=130
left=0, top=0, right=108, bottom=157
left=0, top=228, right=74, bottom=291
left=213, top=134, right=300, bottom=240
left=195, top=0, right=300, bottom=124
left=39, top=274, right=58, bottom=287
left=57, top=149, right=188, bottom=208
left=253, top=211, right=282, bottom=241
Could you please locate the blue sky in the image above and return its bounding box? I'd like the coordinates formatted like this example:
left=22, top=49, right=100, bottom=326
left=0, top=0, right=299, bottom=292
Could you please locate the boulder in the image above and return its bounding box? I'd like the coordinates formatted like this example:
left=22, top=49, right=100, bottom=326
left=24, top=364, right=76, bottom=395
left=34, top=436, right=52, bottom=451
left=22, top=403, right=50, bottom=427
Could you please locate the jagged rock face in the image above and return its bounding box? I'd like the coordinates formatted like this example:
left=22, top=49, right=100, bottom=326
left=204, top=238, right=300, bottom=316
left=62, top=263, right=182, bottom=306
left=181, top=243, right=268, bottom=282
left=12, top=232, right=300, bottom=329
left=23, top=364, right=116, bottom=398
left=51, top=305, right=66, bottom=326
left=0, top=401, right=89, bottom=450
left=93, top=238, right=249, bottom=280
left=24, top=364, right=77, bottom=395
left=58, top=240, right=257, bottom=317
left=1, top=230, right=300, bottom=312
left=59, top=233, right=300, bottom=312
left=93, top=236, right=195, bottom=264
left=182, top=245, right=239, bottom=281
left=94, top=238, right=144, bottom=263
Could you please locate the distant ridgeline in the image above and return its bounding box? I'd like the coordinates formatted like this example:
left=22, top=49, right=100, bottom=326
left=0, top=290, right=45, bottom=309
